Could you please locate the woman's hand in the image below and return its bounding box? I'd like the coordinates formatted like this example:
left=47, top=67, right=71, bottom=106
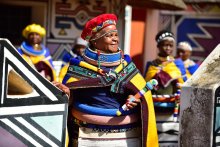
left=52, top=81, right=70, bottom=97
left=126, top=95, right=141, bottom=110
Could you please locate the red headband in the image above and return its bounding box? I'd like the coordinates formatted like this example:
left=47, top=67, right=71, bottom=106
left=81, top=14, right=117, bottom=41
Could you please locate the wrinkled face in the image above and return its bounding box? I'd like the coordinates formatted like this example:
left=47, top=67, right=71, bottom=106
left=158, top=39, right=174, bottom=57
left=177, top=49, right=191, bottom=61
left=27, top=32, right=42, bottom=45
left=91, top=25, right=119, bottom=53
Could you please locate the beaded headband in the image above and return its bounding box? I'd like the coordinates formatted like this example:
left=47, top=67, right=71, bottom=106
left=81, top=14, right=117, bottom=41
left=90, top=30, right=118, bottom=41
left=177, top=41, right=192, bottom=51
left=156, top=32, right=174, bottom=43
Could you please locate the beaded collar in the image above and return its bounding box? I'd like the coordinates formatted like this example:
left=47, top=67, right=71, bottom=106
left=157, top=55, right=174, bottom=62
left=83, top=47, right=123, bottom=67
left=20, top=41, right=46, bottom=56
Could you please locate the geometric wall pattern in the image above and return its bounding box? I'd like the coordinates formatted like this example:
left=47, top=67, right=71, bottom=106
left=48, top=0, right=108, bottom=60
left=0, top=38, right=68, bottom=147
left=176, top=15, right=220, bottom=62
left=160, top=12, right=220, bottom=63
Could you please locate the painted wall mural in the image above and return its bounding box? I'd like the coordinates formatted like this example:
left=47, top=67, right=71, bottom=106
left=160, top=7, right=220, bottom=63
left=0, top=38, right=68, bottom=146
left=50, top=0, right=108, bottom=40
left=175, top=15, right=220, bottom=63
left=48, top=0, right=109, bottom=60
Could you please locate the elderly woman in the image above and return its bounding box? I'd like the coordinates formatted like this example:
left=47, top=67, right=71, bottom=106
left=54, top=14, right=158, bottom=147
left=17, top=24, right=56, bottom=81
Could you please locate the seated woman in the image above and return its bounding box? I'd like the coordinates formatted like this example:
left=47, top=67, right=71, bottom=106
left=17, top=24, right=56, bottom=82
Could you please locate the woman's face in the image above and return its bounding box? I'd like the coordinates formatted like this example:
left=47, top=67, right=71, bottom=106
left=27, top=32, right=42, bottom=45
left=177, top=49, right=191, bottom=61
left=158, top=39, right=174, bottom=57
left=91, top=25, right=119, bottom=53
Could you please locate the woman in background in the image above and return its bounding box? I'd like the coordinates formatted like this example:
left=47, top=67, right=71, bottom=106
left=144, top=30, right=187, bottom=146
left=17, top=23, right=56, bottom=81
left=176, top=41, right=199, bottom=78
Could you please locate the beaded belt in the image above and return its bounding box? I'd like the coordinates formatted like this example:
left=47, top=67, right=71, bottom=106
left=72, top=117, right=140, bottom=133
left=78, top=127, right=141, bottom=139
left=153, top=94, right=177, bottom=102
left=153, top=92, right=181, bottom=122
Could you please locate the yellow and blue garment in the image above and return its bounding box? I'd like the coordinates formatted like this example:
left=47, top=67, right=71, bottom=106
left=59, top=49, right=78, bottom=83
left=183, top=59, right=199, bottom=79
left=145, top=58, right=186, bottom=87
left=144, top=57, right=186, bottom=108
left=63, top=54, right=158, bottom=147
left=17, top=41, right=57, bottom=81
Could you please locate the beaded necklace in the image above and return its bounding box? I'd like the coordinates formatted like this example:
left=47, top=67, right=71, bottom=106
left=157, top=55, right=175, bottom=67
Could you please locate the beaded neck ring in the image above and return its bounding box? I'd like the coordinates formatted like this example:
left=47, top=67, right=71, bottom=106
left=96, top=48, right=125, bottom=75
left=21, top=41, right=46, bottom=56
left=83, top=47, right=125, bottom=75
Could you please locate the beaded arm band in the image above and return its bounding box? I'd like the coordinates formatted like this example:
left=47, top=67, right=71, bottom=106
left=116, top=79, right=158, bottom=116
